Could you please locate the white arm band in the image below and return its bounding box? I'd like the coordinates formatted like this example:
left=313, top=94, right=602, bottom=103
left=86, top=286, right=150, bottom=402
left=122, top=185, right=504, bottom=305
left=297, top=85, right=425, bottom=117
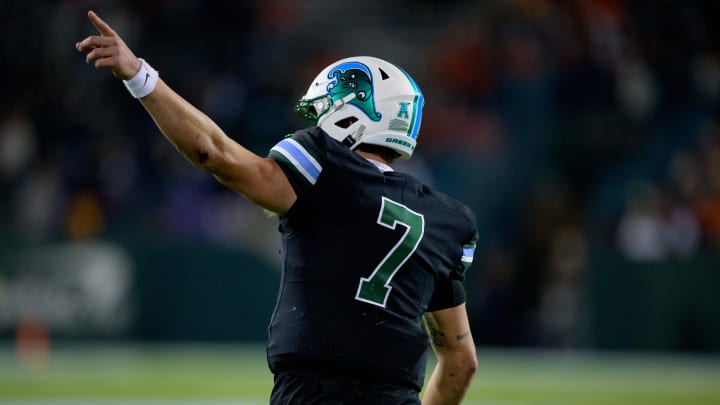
left=123, top=58, right=159, bottom=99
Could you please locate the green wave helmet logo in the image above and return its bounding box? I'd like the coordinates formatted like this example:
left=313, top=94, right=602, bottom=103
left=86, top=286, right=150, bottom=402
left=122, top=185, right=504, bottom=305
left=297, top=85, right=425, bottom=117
left=327, top=62, right=382, bottom=122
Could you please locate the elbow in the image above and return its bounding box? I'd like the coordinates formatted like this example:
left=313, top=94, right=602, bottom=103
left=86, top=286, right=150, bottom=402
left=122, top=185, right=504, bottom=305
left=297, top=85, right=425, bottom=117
left=454, top=342, right=478, bottom=375
left=190, top=136, right=226, bottom=173
left=183, top=146, right=214, bottom=171
left=465, top=346, right=478, bottom=372
left=455, top=356, right=477, bottom=395
left=440, top=354, right=477, bottom=399
left=452, top=350, right=478, bottom=386
left=196, top=148, right=233, bottom=178
left=437, top=349, right=478, bottom=386
left=173, top=132, right=214, bottom=170
left=184, top=128, right=224, bottom=170
left=466, top=355, right=478, bottom=378
left=195, top=149, right=210, bottom=167
left=457, top=353, right=478, bottom=381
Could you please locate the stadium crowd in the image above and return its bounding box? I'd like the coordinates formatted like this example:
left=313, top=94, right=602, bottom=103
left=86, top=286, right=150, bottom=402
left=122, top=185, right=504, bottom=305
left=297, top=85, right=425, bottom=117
left=2, top=0, right=719, bottom=349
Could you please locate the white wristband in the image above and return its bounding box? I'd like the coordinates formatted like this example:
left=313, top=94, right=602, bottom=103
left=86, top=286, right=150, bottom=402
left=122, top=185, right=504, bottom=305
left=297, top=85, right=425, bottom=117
left=123, top=58, right=159, bottom=99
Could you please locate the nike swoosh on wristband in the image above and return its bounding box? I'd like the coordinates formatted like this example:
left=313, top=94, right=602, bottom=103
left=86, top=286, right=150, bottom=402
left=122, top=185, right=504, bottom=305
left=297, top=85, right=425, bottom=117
left=143, top=73, right=150, bottom=87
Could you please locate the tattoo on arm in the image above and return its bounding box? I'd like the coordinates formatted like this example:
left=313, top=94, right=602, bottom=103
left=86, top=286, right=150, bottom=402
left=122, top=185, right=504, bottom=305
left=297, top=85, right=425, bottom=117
left=456, top=330, right=470, bottom=341
left=430, top=328, right=445, bottom=348
left=423, top=315, right=446, bottom=348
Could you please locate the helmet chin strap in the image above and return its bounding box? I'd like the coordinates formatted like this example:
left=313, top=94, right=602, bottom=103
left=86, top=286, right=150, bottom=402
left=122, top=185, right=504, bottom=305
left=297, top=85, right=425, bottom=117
left=325, top=92, right=365, bottom=148
left=342, top=124, right=366, bottom=148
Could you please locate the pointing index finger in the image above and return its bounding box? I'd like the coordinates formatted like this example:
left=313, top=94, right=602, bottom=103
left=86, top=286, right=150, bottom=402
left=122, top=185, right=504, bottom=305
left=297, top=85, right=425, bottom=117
left=88, top=10, right=115, bottom=36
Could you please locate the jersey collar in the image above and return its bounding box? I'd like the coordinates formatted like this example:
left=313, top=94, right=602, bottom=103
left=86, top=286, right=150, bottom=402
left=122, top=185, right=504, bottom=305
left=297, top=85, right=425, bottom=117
left=364, top=158, right=394, bottom=173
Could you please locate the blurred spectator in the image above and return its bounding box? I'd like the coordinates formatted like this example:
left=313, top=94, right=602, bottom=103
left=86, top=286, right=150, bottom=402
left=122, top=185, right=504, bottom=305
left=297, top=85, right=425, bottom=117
left=538, top=225, right=588, bottom=348
left=616, top=180, right=670, bottom=261
left=12, top=159, right=65, bottom=242
left=0, top=106, right=37, bottom=186
left=695, top=138, right=720, bottom=249
left=615, top=179, right=701, bottom=261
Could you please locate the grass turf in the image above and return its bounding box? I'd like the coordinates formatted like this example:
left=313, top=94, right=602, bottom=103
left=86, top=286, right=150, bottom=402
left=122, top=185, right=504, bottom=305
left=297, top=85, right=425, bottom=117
left=1, top=344, right=719, bottom=404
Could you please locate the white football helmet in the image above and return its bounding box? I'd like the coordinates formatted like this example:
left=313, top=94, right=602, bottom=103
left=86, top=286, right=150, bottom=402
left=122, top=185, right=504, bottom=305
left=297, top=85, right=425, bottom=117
left=295, top=56, right=424, bottom=161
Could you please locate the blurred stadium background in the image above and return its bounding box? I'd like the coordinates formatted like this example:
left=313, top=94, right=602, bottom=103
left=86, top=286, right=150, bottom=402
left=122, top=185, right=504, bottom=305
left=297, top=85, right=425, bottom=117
left=2, top=0, right=720, bottom=403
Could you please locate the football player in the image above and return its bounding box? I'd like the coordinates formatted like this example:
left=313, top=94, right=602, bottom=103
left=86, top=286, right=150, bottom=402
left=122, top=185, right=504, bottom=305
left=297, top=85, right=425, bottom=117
left=77, top=10, right=478, bottom=405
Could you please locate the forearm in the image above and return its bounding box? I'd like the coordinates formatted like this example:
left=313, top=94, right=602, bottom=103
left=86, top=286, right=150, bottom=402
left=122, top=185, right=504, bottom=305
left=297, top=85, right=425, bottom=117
left=421, top=306, right=477, bottom=405
left=139, top=79, right=235, bottom=170
left=422, top=358, right=475, bottom=405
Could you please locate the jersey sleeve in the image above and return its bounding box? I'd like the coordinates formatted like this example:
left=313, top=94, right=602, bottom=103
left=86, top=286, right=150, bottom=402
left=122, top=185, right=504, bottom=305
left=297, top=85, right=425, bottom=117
left=426, top=208, right=479, bottom=312
left=267, top=128, right=328, bottom=199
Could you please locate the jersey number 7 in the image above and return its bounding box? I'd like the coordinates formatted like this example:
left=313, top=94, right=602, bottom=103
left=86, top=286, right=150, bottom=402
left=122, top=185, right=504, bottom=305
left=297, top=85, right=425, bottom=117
left=355, top=197, right=425, bottom=307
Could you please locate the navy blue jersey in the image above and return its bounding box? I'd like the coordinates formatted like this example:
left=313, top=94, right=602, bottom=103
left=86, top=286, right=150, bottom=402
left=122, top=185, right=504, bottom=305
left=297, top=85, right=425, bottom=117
left=266, top=127, right=478, bottom=390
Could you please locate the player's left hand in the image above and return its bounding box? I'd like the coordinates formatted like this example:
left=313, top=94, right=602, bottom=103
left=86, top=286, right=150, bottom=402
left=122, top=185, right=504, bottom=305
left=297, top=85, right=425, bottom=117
left=75, top=10, right=141, bottom=80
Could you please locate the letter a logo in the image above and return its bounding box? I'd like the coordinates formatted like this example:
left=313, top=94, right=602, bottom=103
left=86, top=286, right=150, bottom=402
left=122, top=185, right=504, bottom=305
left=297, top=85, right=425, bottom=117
left=397, top=102, right=409, bottom=119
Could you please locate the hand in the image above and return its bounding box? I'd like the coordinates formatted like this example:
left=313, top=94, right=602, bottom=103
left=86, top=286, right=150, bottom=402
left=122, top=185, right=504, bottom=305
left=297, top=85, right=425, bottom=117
left=75, top=10, right=141, bottom=80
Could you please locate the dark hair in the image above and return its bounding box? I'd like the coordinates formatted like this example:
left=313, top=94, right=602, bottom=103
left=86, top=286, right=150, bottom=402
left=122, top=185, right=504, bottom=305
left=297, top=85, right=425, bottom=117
left=356, top=143, right=401, bottom=163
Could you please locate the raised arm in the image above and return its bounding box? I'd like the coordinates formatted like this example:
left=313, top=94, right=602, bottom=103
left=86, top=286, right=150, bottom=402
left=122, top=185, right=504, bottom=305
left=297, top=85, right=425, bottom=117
left=75, top=11, right=296, bottom=214
left=422, top=304, right=478, bottom=405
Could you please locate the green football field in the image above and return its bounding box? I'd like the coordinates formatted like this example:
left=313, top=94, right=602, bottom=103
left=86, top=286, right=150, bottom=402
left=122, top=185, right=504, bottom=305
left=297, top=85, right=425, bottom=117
left=1, top=344, right=719, bottom=404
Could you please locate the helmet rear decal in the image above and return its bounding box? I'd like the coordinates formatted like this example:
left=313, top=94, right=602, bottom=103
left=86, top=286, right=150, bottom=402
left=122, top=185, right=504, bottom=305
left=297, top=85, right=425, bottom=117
left=397, top=68, right=424, bottom=140
left=327, top=61, right=382, bottom=122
